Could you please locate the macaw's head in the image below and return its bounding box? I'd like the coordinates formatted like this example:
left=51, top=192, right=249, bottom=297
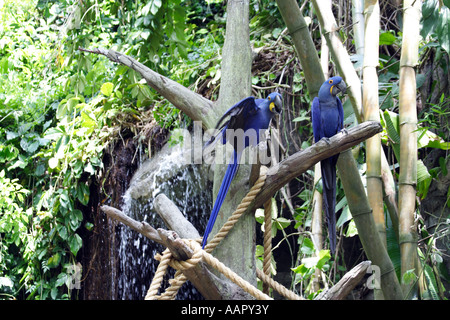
left=319, top=76, right=347, bottom=98
left=267, top=92, right=283, bottom=114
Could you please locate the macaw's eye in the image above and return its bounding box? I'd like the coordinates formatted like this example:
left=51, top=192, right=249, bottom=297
left=268, top=96, right=271, bottom=100
left=329, top=79, right=334, bottom=84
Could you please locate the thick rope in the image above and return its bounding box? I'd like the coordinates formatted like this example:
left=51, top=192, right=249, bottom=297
left=145, top=249, right=172, bottom=300
left=256, top=268, right=303, bottom=300
left=145, top=165, right=303, bottom=300
left=204, top=166, right=268, bottom=253
left=262, top=198, right=272, bottom=294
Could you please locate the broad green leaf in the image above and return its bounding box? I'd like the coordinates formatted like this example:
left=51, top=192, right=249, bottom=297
left=69, top=234, right=82, bottom=256
left=100, top=82, right=114, bottom=97
left=379, top=31, right=397, bottom=45
left=300, top=238, right=315, bottom=255
left=77, top=183, right=90, bottom=205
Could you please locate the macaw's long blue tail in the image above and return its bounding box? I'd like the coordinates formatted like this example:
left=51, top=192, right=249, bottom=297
left=321, top=155, right=338, bottom=255
left=202, top=151, right=240, bottom=249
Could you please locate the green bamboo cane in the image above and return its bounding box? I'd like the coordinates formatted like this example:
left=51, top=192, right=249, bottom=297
left=363, top=0, right=385, bottom=299
left=337, top=150, right=403, bottom=299
left=363, top=0, right=385, bottom=247
left=398, top=0, right=421, bottom=298
left=276, top=0, right=403, bottom=299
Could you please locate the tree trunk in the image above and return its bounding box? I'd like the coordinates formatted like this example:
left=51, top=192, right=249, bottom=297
left=208, top=0, right=256, bottom=286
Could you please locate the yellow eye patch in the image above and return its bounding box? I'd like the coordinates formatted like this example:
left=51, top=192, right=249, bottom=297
left=270, top=102, right=275, bottom=112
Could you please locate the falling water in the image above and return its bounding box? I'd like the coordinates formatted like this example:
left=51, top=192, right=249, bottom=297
left=117, top=130, right=212, bottom=300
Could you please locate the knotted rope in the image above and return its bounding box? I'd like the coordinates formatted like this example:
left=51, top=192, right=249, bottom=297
left=145, top=166, right=303, bottom=300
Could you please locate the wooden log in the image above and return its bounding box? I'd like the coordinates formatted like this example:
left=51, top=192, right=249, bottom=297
left=316, top=261, right=372, bottom=300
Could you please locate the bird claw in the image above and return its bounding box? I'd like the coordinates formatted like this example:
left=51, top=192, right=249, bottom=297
left=322, top=137, right=332, bottom=145
left=340, top=128, right=348, bottom=135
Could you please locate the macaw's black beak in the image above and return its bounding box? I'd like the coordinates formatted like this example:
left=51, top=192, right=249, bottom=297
left=273, top=94, right=283, bottom=113
left=332, top=80, right=347, bottom=96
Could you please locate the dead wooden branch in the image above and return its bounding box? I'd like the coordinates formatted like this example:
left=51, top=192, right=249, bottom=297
left=78, top=46, right=216, bottom=129
left=249, top=120, right=382, bottom=210
left=316, top=261, right=372, bottom=300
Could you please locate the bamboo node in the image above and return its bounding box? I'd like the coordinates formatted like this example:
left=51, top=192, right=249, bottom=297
left=288, top=23, right=308, bottom=36
left=351, top=209, right=373, bottom=217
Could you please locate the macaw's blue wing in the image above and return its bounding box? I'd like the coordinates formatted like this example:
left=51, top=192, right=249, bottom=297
left=204, top=97, right=258, bottom=150
left=202, top=93, right=281, bottom=249
left=202, top=150, right=240, bottom=248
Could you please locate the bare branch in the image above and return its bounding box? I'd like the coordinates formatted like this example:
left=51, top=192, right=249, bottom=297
left=316, top=261, right=372, bottom=300
left=100, top=205, right=163, bottom=245
left=249, top=121, right=382, bottom=210
left=78, top=47, right=217, bottom=128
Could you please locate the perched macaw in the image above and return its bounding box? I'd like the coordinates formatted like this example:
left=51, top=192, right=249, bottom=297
left=311, top=76, right=347, bottom=255
left=202, top=92, right=283, bottom=248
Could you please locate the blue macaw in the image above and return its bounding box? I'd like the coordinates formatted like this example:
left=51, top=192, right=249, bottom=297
left=202, top=92, right=283, bottom=248
left=311, top=76, right=347, bottom=255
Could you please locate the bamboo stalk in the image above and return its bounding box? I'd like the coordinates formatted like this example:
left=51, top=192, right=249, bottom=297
left=398, top=0, right=421, bottom=298
left=352, top=0, right=365, bottom=58
left=362, top=2, right=385, bottom=299
left=337, top=150, right=403, bottom=299
left=311, top=2, right=331, bottom=289
left=275, top=0, right=324, bottom=96
left=363, top=1, right=385, bottom=251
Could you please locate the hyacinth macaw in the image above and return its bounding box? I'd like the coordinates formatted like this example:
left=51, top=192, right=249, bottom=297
left=202, top=92, right=283, bottom=248
left=311, top=76, right=347, bottom=255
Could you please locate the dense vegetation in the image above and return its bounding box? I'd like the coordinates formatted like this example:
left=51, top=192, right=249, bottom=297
left=0, top=0, right=449, bottom=300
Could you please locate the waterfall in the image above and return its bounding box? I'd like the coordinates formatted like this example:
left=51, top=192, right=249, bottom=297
left=116, top=130, right=212, bottom=300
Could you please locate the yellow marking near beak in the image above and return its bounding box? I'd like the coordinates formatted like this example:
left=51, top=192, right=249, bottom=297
left=330, top=85, right=335, bottom=95
left=270, top=102, right=275, bottom=112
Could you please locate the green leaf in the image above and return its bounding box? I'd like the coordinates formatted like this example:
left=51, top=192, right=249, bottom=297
left=274, top=217, right=291, bottom=230
left=100, top=82, right=114, bottom=97
left=300, top=238, right=315, bottom=255
left=316, top=250, right=331, bottom=270
left=336, top=205, right=352, bottom=228
left=47, top=252, right=61, bottom=268
left=379, top=31, right=397, bottom=45
left=292, top=115, right=310, bottom=122
left=402, top=269, right=417, bottom=285
left=77, top=183, right=90, bottom=205
left=69, top=234, right=82, bottom=256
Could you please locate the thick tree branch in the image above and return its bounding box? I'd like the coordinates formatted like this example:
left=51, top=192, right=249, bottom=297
left=316, top=261, right=372, bottom=300
left=78, top=47, right=216, bottom=128
left=100, top=205, right=164, bottom=245
left=248, top=121, right=382, bottom=211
